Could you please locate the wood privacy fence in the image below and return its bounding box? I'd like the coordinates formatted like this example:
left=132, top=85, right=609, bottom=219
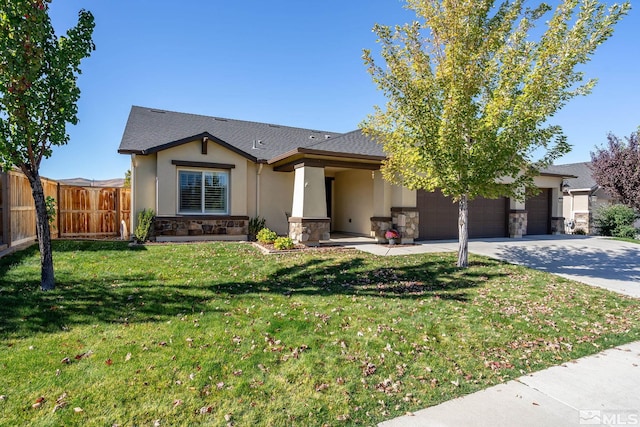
left=0, top=170, right=130, bottom=250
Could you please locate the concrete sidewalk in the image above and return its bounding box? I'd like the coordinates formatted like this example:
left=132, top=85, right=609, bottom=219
left=379, top=341, right=640, bottom=427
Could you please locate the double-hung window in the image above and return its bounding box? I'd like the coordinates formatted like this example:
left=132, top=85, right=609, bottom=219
left=178, top=170, right=229, bottom=214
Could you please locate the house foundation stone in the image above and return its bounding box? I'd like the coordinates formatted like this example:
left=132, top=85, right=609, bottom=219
left=550, top=216, right=565, bottom=235
left=509, top=210, right=527, bottom=238
left=391, top=207, right=419, bottom=244
left=154, top=216, right=249, bottom=240
left=370, top=217, right=392, bottom=243
left=288, top=217, right=330, bottom=246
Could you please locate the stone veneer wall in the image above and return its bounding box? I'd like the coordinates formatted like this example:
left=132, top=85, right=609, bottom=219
left=288, top=217, right=330, bottom=246
left=573, top=212, right=592, bottom=234
left=509, top=210, right=527, bottom=238
left=550, top=217, right=565, bottom=235
left=154, top=216, right=248, bottom=239
left=391, top=207, right=419, bottom=243
left=370, top=217, right=392, bottom=243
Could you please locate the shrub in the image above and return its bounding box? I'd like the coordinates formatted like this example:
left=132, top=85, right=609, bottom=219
left=616, top=225, right=638, bottom=239
left=248, top=216, right=266, bottom=240
left=134, top=209, right=155, bottom=243
left=273, top=236, right=294, bottom=250
left=256, top=228, right=278, bottom=244
left=573, top=228, right=587, bottom=235
left=594, top=204, right=637, bottom=237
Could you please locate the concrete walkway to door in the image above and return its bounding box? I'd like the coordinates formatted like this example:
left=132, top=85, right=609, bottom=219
left=343, top=235, right=640, bottom=298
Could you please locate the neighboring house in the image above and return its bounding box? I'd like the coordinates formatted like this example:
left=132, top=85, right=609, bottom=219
left=545, top=162, right=614, bottom=234
left=118, top=106, right=569, bottom=244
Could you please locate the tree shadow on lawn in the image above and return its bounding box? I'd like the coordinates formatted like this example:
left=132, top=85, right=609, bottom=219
left=0, top=247, right=504, bottom=336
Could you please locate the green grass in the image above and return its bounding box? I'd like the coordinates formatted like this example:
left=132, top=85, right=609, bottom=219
left=612, top=236, right=640, bottom=244
left=1, top=241, right=640, bottom=426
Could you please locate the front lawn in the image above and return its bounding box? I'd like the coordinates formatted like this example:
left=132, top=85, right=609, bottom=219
left=1, top=241, right=639, bottom=426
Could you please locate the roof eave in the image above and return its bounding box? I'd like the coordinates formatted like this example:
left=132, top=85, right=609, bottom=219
left=267, top=147, right=386, bottom=164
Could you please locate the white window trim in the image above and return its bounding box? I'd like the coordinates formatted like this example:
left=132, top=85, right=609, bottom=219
left=176, top=167, right=230, bottom=215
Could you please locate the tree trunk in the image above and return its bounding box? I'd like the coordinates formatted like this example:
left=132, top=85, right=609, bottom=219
left=26, top=171, right=55, bottom=290
left=457, top=194, right=469, bottom=268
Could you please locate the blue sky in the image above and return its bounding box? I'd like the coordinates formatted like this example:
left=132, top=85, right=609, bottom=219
left=41, top=0, right=639, bottom=180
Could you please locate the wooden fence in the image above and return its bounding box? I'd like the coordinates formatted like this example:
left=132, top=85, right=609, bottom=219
left=0, top=170, right=130, bottom=251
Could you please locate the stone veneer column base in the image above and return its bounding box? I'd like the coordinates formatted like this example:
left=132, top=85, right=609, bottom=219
left=550, top=216, right=565, bottom=235
left=370, top=217, right=392, bottom=243
left=573, top=212, right=592, bottom=234
left=391, top=207, right=419, bottom=244
left=509, top=210, right=527, bottom=238
left=288, top=217, right=330, bottom=246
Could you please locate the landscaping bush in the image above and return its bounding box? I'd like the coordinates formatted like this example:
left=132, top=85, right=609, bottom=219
left=594, top=204, right=638, bottom=237
left=134, top=208, right=155, bottom=242
left=248, top=216, right=266, bottom=241
left=256, top=227, right=278, bottom=244
left=273, top=236, right=294, bottom=250
left=616, top=225, right=638, bottom=239
left=573, top=228, right=587, bottom=235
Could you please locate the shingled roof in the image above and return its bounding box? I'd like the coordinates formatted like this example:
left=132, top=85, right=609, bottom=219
left=118, top=106, right=385, bottom=162
left=545, top=162, right=597, bottom=191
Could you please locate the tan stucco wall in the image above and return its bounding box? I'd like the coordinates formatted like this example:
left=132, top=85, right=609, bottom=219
left=155, top=140, right=248, bottom=216
left=334, top=170, right=373, bottom=235
left=257, top=167, right=295, bottom=235
left=131, top=153, right=157, bottom=230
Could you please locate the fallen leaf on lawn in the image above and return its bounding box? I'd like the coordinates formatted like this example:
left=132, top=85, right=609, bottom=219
left=73, top=407, right=83, bottom=413
left=173, top=399, right=183, bottom=408
left=198, top=406, right=213, bottom=414
left=315, top=383, right=329, bottom=392
left=224, top=413, right=232, bottom=421
left=125, top=353, right=132, bottom=361
left=0, top=395, right=6, bottom=401
left=451, top=379, right=460, bottom=387
left=336, top=414, right=350, bottom=421
left=52, top=402, right=67, bottom=413
left=61, top=357, right=71, bottom=364
left=105, top=359, right=113, bottom=366
left=216, top=382, right=225, bottom=390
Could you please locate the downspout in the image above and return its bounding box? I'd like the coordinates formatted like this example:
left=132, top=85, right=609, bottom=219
left=131, top=154, right=137, bottom=232
left=155, top=176, right=159, bottom=214
left=256, top=163, right=264, bottom=217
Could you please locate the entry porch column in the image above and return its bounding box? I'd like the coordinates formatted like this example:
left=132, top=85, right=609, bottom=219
left=288, top=166, right=330, bottom=246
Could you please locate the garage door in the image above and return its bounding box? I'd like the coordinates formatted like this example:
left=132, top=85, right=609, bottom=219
left=418, top=190, right=508, bottom=240
left=526, top=189, right=550, bottom=235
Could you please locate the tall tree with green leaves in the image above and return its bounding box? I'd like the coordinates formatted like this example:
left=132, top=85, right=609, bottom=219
left=362, top=0, right=628, bottom=267
left=0, top=0, right=94, bottom=290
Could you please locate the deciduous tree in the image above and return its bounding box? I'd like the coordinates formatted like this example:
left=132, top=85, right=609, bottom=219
left=0, top=0, right=95, bottom=290
left=362, top=0, right=628, bottom=267
left=591, top=131, right=640, bottom=210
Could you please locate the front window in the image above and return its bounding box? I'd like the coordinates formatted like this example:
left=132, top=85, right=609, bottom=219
left=178, top=170, right=229, bottom=214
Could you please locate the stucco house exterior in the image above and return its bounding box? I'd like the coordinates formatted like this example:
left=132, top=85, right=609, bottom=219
left=545, top=162, right=615, bottom=234
left=118, top=106, right=568, bottom=244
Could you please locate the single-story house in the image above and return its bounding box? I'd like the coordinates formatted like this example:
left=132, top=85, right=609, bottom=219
left=118, top=106, right=569, bottom=244
left=545, top=162, right=616, bottom=234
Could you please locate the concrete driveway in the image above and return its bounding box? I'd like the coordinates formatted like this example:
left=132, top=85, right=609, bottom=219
left=467, top=235, right=640, bottom=298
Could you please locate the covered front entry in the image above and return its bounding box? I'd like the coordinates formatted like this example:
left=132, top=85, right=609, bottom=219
left=417, top=190, right=508, bottom=240
left=526, top=188, right=551, bottom=235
